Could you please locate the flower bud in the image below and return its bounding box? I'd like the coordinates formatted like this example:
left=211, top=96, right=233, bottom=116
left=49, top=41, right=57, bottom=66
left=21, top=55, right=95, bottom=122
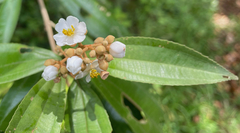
left=100, top=71, right=109, bottom=80
left=66, top=56, right=83, bottom=75
left=75, top=48, right=83, bottom=55
left=105, top=54, right=113, bottom=62
left=66, top=48, right=75, bottom=57
left=62, top=74, right=68, bottom=78
left=55, top=46, right=61, bottom=53
left=95, top=45, right=106, bottom=55
left=81, top=63, right=86, bottom=71
left=102, top=40, right=108, bottom=46
left=94, top=37, right=104, bottom=44
left=109, top=41, right=126, bottom=58
left=54, top=77, right=61, bottom=83
left=98, top=60, right=108, bottom=71
left=44, top=59, right=56, bottom=66
left=98, top=55, right=105, bottom=60
left=60, top=66, right=68, bottom=74
left=105, top=35, right=115, bottom=44
left=54, top=64, right=60, bottom=70
left=89, top=50, right=96, bottom=58
left=83, top=58, right=91, bottom=64
left=42, top=65, right=59, bottom=81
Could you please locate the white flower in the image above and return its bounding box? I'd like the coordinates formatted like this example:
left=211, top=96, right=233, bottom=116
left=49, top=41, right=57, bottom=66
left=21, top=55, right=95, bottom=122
left=66, top=56, right=83, bottom=75
left=75, top=60, right=102, bottom=82
left=42, top=66, right=58, bottom=81
left=109, top=41, right=126, bottom=58
left=53, top=16, right=87, bottom=46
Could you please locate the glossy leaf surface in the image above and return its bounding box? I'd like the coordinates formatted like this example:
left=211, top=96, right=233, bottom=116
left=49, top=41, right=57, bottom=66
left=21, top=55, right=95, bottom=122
left=0, top=43, right=60, bottom=84
left=6, top=78, right=67, bottom=133
left=107, top=37, right=239, bottom=85
left=0, top=0, right=22, bottom=43
left=66, top=81, right=112, bottom=133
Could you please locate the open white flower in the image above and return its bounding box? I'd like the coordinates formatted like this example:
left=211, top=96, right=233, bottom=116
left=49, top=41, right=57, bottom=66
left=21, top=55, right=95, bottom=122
left=42, top=66, right=58, bottom=81
left=75, top=60, right=103, bottom=82
left=109, top=41, right=126, bottom=58
left=53, top=16, right=87, bottom=46
left=66, top=56, right=83, bottom=75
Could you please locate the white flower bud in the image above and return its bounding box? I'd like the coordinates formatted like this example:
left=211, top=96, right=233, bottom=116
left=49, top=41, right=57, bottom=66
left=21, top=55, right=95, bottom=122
left=66, top=56, right=83, bottom=75
left=42, top=66, right=59, bottom=81
left=109, top=41, right=126, bottom=58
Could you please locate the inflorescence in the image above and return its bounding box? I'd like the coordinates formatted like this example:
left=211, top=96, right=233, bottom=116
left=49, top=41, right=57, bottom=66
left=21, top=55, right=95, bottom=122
left=42, top=16, right=126, bottom=83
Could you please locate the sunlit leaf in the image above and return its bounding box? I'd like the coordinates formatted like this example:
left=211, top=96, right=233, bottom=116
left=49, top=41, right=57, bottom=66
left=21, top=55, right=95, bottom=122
left=0, top=0, right=22, bottom=43
left=66, top=81, right=112, bottom=133
left=0, top=73, right=40, bottom=131
left=6, top=78, right=67, bottom=133
left=0, top=43, right=60, bottom=84
left=107, top=37, right=238, bottom=85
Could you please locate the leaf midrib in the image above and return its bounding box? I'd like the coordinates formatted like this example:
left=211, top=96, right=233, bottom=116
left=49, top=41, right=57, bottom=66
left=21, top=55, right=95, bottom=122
left=110, top=58, right=231, bottom=78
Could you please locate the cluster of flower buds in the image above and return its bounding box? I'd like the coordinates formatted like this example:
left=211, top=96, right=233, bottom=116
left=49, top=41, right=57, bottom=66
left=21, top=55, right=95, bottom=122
left=42, top=16, right=126, bottom=83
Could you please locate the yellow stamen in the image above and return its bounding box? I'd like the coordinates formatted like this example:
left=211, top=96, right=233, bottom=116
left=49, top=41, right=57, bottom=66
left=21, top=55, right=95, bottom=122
left=62, top=25, right=75, bottom=36
left=90, top=69, right=100, bottom=78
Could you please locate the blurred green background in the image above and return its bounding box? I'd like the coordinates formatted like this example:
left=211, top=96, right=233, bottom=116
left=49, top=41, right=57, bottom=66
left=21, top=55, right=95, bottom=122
left=1, top=0, right=240, bottom=132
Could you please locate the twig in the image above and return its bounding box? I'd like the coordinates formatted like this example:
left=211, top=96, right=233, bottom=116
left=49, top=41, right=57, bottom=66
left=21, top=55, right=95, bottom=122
left=37, top=0, right=56, bottom=53
left=50, top=21, right=56, bottom=28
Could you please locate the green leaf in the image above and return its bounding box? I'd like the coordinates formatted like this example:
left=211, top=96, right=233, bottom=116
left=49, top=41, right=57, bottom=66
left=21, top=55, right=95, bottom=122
left=0, top=43, right=60, bottom=84
left=66, top=81, right=112, bottom=133
left=0, top=0, right=22, bottom=43
left=108, top=37, right=238, bottom=85
left=6, top=78, right=67, bottom=133
left=103, top=101, right=133, bottom=133
left=0, top=73, right=40, bottom=131
left=0, top=82, right=13, bottom=98
left=91, top=76, right=163, bottom=133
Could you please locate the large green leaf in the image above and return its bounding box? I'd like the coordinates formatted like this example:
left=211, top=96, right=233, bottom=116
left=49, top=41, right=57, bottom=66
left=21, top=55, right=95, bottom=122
left=0, top=43, right=60, bottom=84
left=0, top=73, right=40, bottom=131
left=0, top=0, right=22, bottom=43
left=91, top=76, right=163, bottom=133
left=107, top=37, right=238, bottom=85
left=6, top=78, right=67, bottom=133
left=66, top=81, right=112, bottom=133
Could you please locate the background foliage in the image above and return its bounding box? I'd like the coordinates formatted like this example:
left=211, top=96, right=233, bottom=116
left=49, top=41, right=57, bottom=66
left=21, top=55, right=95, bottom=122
left=0, top=0, right=240, bottom=132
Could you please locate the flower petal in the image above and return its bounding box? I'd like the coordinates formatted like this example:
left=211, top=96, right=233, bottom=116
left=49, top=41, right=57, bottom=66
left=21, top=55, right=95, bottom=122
left=86, top=74, right=91, bottom=83
left=91, top=59, right=99, bottom=68
left=76, top=22, right=87, bottom=35
left=53, top=33, right=67, bottom=46
left=55, top=18, right=68, bottom=33
left=95, top=66, right=103, bottom=73
left=65, top=36, right=75, bottom=45
left=66, top=16, right=79, bottom=28
left=109, top=51, right=125, bottom=58
left=73, top=34, right=86, bottom=43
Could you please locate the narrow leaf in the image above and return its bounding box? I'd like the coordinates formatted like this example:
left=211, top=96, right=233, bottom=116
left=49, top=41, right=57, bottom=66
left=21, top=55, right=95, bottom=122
left=6, top=78, right=67, bottom=133
left=108, top=37, right=238, bottom=85
left=0, top=73, right=40, bottom=131
left=91, top=76, right=163, bottom=133
left=66, top=81, right=112, bottom=133
left=0, top=43, right=60, bottom=84
left=0, top=0, right=22, bottom=43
